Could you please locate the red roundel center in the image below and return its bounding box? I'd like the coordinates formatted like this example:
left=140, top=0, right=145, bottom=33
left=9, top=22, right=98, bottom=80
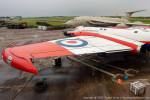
left=67, top=40, right=77, bottom=44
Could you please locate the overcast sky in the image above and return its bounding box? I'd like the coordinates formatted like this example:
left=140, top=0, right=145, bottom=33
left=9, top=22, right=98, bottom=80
left=0, top=0, right=149, bottom=17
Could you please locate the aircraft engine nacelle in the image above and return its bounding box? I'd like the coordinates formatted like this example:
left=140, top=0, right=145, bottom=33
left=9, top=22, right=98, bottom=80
left=63, top=31, right=75, bottom=37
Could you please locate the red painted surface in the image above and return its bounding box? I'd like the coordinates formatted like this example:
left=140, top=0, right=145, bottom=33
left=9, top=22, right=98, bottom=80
left=140, top=41, right=150, bottom=44
left=2, top=49, right=38, bottom=74
left=67, top=40, right=77, bottom=44
left=2, top=42, right=73, bottom=74
left=10, top=42, right=73, bottom=58
left=71, top=31, right=139, bottom=53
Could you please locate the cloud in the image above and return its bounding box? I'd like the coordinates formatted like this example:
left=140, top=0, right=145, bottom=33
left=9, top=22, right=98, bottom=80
left=0, top=0, right=149, bottom=17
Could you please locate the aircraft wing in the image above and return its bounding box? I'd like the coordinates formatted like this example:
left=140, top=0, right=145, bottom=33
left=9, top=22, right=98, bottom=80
left=88, top=20, right=150, bottom=26
left=2, top=35, right=143, bottom=74
left=87, top=20, right=120, bottom=26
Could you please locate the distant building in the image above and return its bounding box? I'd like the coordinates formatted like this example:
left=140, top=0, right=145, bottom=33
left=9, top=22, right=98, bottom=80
left=0, top=17, right=10, bottom=21
left=11, top=16, right=22, bottom=20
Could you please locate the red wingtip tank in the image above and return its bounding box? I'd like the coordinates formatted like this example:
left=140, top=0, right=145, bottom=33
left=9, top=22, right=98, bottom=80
left=2, top=49, right=38, bottom=75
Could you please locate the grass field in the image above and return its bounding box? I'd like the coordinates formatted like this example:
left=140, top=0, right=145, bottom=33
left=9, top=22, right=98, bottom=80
left=129, top=17, right=150, bottom=24
left=12, top=16, right=150, bottom=27
left=13, top=16, right=74, bottom=27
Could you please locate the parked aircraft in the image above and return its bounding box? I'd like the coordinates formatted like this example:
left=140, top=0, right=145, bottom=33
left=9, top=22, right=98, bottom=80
left=2, top=26, right=150, bottom=74
left=65, top=10, right=149, bottom=27
left=65, top=16, right=129, bottom=27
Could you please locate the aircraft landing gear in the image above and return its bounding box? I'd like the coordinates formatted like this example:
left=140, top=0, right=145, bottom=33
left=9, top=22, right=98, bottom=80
left=33, top=78, right=49, bottom=93
left=52, top=57, right=62, bottom=68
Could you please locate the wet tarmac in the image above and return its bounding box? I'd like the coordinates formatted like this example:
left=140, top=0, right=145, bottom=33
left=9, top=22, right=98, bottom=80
left=0, top=28, right=150, bottom=100
left=0, top=60, right=20, bottom=84
left=0, top=57, right=104, bottom=100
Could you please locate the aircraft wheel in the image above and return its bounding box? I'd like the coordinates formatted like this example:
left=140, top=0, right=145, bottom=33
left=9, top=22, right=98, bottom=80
left=33, top=79, right=49, bottom=93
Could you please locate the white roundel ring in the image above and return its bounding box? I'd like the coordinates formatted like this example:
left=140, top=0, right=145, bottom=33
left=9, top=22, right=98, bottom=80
left=56, top=39, right=88, bottom=47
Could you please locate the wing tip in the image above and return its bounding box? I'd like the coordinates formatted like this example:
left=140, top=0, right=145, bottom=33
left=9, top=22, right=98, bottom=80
left=2, top=48, right=38, bottom=75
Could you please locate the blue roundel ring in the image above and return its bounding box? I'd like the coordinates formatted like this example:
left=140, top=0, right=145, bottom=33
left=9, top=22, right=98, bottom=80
left=56, top=39, right=88, bottom=47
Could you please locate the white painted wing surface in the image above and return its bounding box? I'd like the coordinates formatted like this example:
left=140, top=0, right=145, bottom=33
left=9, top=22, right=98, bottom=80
left=51, top=36, right=142, bottom=55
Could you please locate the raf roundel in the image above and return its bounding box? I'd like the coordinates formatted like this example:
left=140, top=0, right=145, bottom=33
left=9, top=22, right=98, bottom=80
left=56, top=39, right=88, bottom=47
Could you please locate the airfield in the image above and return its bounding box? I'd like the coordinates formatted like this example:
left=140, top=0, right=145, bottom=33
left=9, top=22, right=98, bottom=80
left=0, top=26, right=150, bottom=100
